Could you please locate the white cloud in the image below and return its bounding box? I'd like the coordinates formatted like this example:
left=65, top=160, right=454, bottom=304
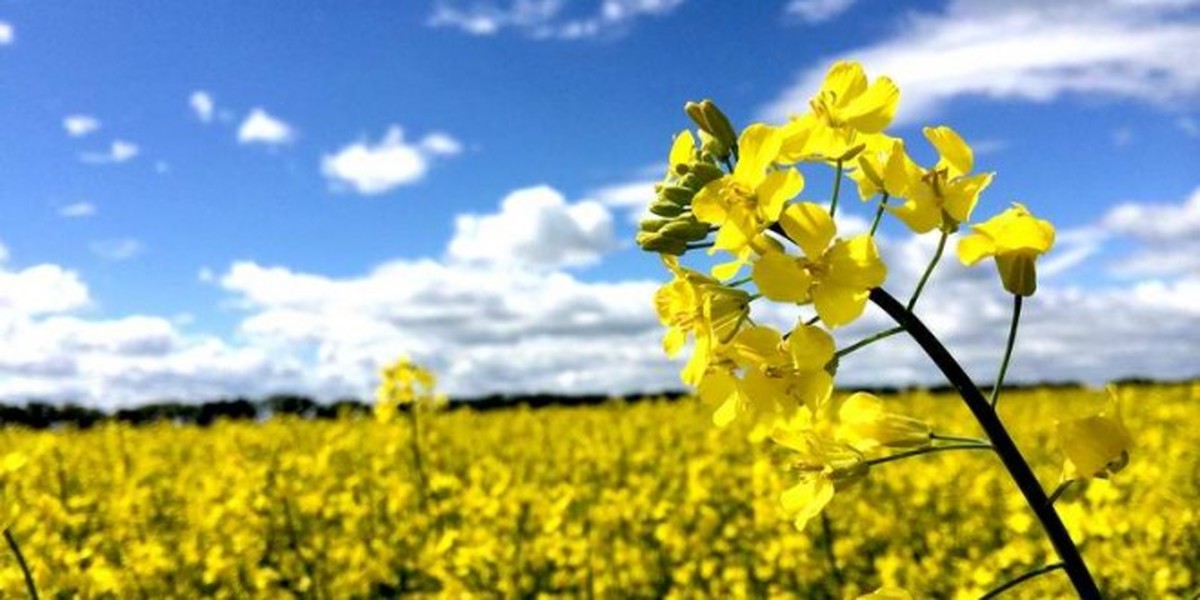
left=58, top=202, right=97, bottom=219
left=759, top=0, right=1200, bottom=124
left=90, top=238, right=143, bottom=261
left=237, top=108, right=295, bottom=146
left=591, top=178, right=658, bottom=223
left=785, top=0, right=857, bottom=24
left=189, top=91, right=215, bottom=123
left=448, top=185, right=616, bottom=269
left=321, top=126, right=462, bottom=195
left=428, top=0, right=686, bottom=40
left=79, top=140, right=139, bottom=164
left=63, top=115, right=101, bottom=138
left=1102, top=186, right=1200, bottom=276
left=0, top=22, right=13, bottom=45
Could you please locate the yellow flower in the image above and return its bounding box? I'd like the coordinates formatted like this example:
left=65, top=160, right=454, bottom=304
left=771, top=426, right=867, bottom=530
left=375, top=358, right=441, bottom=423
left=888, top=126, right=994, bottom=233
left=692, top=124, right=803, bottom=254
left=701, top=324, right=835, bottom=428
left=858, top=587, right=913, bottom=600
left=751, top=202, right=886, bottom=327
left=847, top=135, right=920, bottom=201
left=778, top=61, right=900, bottom=163
left=834, top=392, right=931, bottom=452
left=1058, top=386, right=1133, bottom=481
left=654, top=256, right=751, bottom=386
left=957, top=202, right=1056, bottom=296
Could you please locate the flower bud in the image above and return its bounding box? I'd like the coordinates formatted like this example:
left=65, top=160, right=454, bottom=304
left=649, top=200, right=685, bottom=217
left=699, top=100, right=738, bottom=152
left=659, top=219, right=711, bottom=242
left=639, top=218, right=671, bottom=233
left=688, top=162, right=726, bottom=184
left=659, top=185, right=695, bottom=206
left=636, top=231, right=687, bottom=255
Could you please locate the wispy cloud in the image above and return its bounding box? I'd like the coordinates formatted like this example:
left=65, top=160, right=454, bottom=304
left=428, top=0, right=686, bottom=40
left=189, top=91, right=215, bottom=123
left=760, top=0, right=1200, bottom=124
left=237, top=108, right=295, bottom=146
left=63, top=115, right=101, bottom=138
left=90, top=238, right=144, bottom=261
left=785, top=0, right=857, bottom=24
left=0, top=21, right=13, bottom=45
left=58, top=202, right=97, bottom=219
left=321, top=126, right=462, bottom=195
left=79, top=140, right=139, bottom=164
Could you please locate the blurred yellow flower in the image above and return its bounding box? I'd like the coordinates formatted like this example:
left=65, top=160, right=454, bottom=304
left=1058, top=386, right=1133, bottom=481
left=957, top=202, right=1056, bottom=296
left=375, top=358, right=442, bottom=423
left=772, top=426, right=867, bottom=530
left=835, top=392, right=931, bottom=452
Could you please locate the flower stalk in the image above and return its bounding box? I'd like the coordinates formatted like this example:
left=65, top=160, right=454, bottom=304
left=991, top=294, right=1023, bottom=408
left=869, top=287, right=1100, bottom=598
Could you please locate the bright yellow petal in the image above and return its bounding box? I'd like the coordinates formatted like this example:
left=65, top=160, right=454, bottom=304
left=825, top=236, right=887, bottom=289
left=812, top=283, right=869, bottom=328
left=821, top=61, right=867, bottom=106
left=779, top=202, right=836, bottom=259
left=756, top=168, right=804, bottom=223
left=691, top=181, right=728, bottom=225
left=782, top=477, right=835, bottom=531
left=924, top=125, right=973, bottom=176
left=731, top=325, right=785, bottom=369
left=663, top=327, right=687, bottom=357
left=841, top=76, right=900, bottom=134
left=752, top=251, right=811, bottom=303
left=787, top=324, right=835, bottom=372
left=943, top=172, right=994, bottom=224
left=887, top=197, right=941, bottom=234
left=957, top=231, right=996, bottom=266
left=735, top=124, right=781, bottom=180
left=668, top=129, right=695, bottom=170
left=711, top=258, right=745, bottom=281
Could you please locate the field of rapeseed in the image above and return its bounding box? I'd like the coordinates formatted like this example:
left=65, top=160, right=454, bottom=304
left=0, top=383, right=1196, bottom=598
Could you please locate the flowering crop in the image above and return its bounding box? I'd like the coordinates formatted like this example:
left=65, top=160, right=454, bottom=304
left=0, top=385, right=1196, bottom=597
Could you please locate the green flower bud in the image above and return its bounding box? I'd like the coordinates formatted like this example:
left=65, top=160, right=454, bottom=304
left=636, top=231, right=687, bottom=255
left=689, top=162, right=726, bottom=184
left=659, top=185, right=694, bottom=206
left=639, top=218, right=672, bottom=233
left=699, top=100, right=738, bottom=152
left=678, top=174, right=704, bottom=192
left=649, top=200, right=685, bottom=217
left=659, top=219, right=711, bottom=242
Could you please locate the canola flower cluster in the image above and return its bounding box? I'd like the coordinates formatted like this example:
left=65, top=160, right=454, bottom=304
left=0, top=385, right=1195, bottom=598
left=639, top=61, right=1134, bottom=597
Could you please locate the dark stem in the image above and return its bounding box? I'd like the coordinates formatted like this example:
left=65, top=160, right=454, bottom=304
left=1047, top=480, right=1073, bottom=506
left=990, top=294, right=1023, bottom=408
left=869, top=287, right=1100, bottom=599
left=4, top=527, right=39, bottom=600
left=980, top=563, right=1065, bottom=599
left=863, top=442, right=992, bottom=467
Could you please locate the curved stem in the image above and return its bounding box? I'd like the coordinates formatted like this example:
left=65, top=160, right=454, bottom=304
left=835, top=326, right=903, bottom=359
left=864, top=442, right=992, bottom=468
left=930, top=433, right=989, bottom=445
left=1047, top=480, right=1073, bottom=506
left=869, top=287, right=1100, bottom=599
left=980, top=563, right=1065, bottom=599
left=819, top=513, right=844, bottom=588
left=908, top=229, right=949, bottom=311
left=829, top=160, right=844, bottom=218
left=990, top=294, right=1023, bottom=408
left=869, top=193, right=889, bottom=236
left=4, top=527, right=39, bottom=600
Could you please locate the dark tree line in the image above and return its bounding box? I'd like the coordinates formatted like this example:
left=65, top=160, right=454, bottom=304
left=0, top=379, right=1151, bottom=431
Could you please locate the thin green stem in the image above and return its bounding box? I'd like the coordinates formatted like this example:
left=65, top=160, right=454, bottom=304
left=834, top=326, right=903, bottom=358
left=864, top=442, right=993, bottom=467
left=4, top=527, right=39, bottom=600
left=869, top=193, right=890, bottom=236
left=907, top=229, right=949, bottom=311
left=869, top=287, right=1101, bottom=598
left=990, top=294, right=1023, bottom=409
left=726, top=276, right=752, bottom=288
left=805, top=315, right=821, bottom=326
left=819, top=513, right=844, bottom=589
left=686, top=241, right=714, bottom=250
left=829, top=160, right=844, bottom=218
left=747, top=293, right=763, bottom=302
left=979, top=563, right=1065, bottom=599
left=930, top=433, right=990, bottom=445
left=1047, top=480, right=1073, bottom=506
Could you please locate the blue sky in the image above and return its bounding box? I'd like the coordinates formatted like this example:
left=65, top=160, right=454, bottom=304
left=0, top=0, right=1198, bottom=406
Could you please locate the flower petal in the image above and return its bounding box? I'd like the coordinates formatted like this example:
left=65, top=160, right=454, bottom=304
left=756, top=168, right=804, bottom=223
left=780, top=202, right=836, bottom=259
left=924, top=126, right=973, bottom=176
left=752, top=251, right=811, bottom=303
left=813, top=283, right=870, bottom=328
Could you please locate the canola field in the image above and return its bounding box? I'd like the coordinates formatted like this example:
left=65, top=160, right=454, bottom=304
left=0, top=384, right=1196, bottom=598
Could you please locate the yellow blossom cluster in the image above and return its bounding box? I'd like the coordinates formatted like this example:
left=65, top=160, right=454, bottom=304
left=0, top=384, right=1192, bottom=597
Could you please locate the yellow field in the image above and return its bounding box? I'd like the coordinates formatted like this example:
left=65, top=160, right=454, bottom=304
left=0, top=384, right=1196, bottom=598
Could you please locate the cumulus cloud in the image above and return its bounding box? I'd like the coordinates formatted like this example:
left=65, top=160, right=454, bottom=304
left=759, top=0, right=1200, bottom=124
left=1102, top=186, right=1200, bottom=276
left=237, top=108, right=295, bottom=146
left=428, top=0, right=686, bottom=40
left=321, top=126, right=462, bottom=195
left=785, top=0, right=858, bottom=24
left=79, top=140, right=139, bottom=164
left=448, top=185, right=616, bottom=269
left=89, top=238, right=143, bottom=261
left=0, top=21, right=12, bottom=45
left=63, top=115, right=101, bottom=138
left=190, top=91, right=215, bottom=123
left=58, top=202, right=97, bottom=219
